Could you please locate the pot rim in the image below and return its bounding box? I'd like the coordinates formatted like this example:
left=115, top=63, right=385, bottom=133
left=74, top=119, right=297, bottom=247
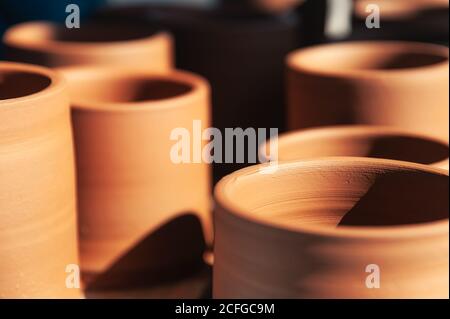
left=287, top=41, right=449, bottom=80
left=0, top=61, right=66, bottom=108
left=215, top=157, right=449, bottom=240
left=261, top=125, right=449, bottom=168
left=3, top=21, right=172, bottom=55
left=354, top=0, right=449, bottom=20
left=57, top=66, right=209, bottom=112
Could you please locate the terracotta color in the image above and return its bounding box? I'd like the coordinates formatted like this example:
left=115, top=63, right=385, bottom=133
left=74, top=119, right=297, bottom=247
left=214, top=158, right=449, bottom=298
left=225, top=0, right=304, bottom=13
left=250, top=0, right=303, bottom=13
left=95, top=5, right=301, bottom=182
left=3, top=21, right=173, bottom=70
left=262, top=125, right=449, bottom=169
left=58, top=66, right=212, bottom=289
left=287, top=41, right=449, bottom=141
left=0, top=62, right=80, bottom=298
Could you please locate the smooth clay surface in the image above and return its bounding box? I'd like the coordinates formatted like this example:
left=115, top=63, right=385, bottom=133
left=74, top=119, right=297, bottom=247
left=287, top=41, right=449, bottom=140
left=3, top=21, right=173, bottom=70
left=262, top=125, right=449, bottom=169
left=0, top=62, right=80, bottom=298
left=59, top=66, right=212, bottom=290
left=214, top=158, right=449, bottom=298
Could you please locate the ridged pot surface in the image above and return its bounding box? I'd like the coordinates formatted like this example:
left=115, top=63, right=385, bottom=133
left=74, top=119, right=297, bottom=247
left=0, top=62, right=80, bottom=298
left=214, top=158, right=449, bottom=298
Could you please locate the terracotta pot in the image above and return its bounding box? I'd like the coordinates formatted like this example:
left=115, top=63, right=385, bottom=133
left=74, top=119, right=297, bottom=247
left=58, top=66, right=212, bottom=289
left=224, top=0, right=304, bottom=13
left=95, top=5, right=301, bottom=182
left=262, top=125, right=449, bottom=169
left=352, top=0, right=449, bottom=44
left=354, top=0, right=449, bottom=20
left=3, top=21, right=173, bottom=70
left=214, top=158, right=449, bottom=298
left=0, top=62, right=80, bottom=298
left=287, top=41, right=449, bottom=141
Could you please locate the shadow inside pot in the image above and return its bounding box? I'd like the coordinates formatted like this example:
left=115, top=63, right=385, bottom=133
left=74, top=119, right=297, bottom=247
left=0, top=69, right=51, bottom=99
left=365, top=136, right=449, bottom=165
left=83, top=213, right=207, bottom=293
left=338, top=171, right=449, bottom=227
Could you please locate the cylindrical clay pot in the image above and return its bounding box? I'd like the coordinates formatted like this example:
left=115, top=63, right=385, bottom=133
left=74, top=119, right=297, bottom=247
left=95, top=5, right=301, bottom=182
left=214, top=158, right=449, bottom=298
left=287, top=41, right=449, bottom=140
left=262, top=125, right=449, bottom=169
left=59, top=66, right=212, bottom=289
left=0, top=62, right=80, bottom=298
left=3, top=21, right=173, bottom=70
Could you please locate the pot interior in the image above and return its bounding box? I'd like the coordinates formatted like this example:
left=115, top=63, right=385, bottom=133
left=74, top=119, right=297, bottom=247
left=274, top=130, right=449, bottom=165
left=65, top=74, right=193, bottom=104
left=0, top=69, right=51, bottom=100
left=291, top=43, right=449, bottom=72
left=222, top=161, right=449, bottom=228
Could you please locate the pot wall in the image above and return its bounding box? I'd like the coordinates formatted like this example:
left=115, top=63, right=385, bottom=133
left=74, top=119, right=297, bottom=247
left=287, top=41, right=450, bottom=141
left=214, top=158, right=449, bottom=298
left=0, top=62, right=80, bottom=298
left=3, top=21, right=173, bottom=70
left=59, top=66, right=212, bottom=289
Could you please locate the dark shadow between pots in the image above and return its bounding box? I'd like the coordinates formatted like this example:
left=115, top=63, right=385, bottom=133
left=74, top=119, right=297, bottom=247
left=83, top=213, right=207, bottom=293
left=338, top=171, right=449, bottom=227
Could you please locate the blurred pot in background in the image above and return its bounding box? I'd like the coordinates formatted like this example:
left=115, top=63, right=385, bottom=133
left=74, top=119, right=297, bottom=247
left=214, top=158, right=449, bottom=298
left=3, top=21, right=173, bottom=70
left=0, top=62, right=80, bottom=298
left=262, top=125, right=449, bottom=170
left=352, top=0, right=449, bottom=45
left=96, top=4, right=301, bottom=182
left=287, top=41, right=449, bottom=141
left=58, top=66, right=212, bottom=290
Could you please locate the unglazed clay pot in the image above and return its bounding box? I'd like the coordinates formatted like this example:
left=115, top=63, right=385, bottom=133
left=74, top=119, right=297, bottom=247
left=214, top=158, right=449, bottom=298
left=58, top=66, right=212, bottom=289
left=224, top=0, right=303, bottom=13
left=261, top=125, right=449, bottom=169
left=0, top=62, right=80, bottom=298
left=3, top=21, right=173, bottom=70
left=95, top=5, right=301, bottom=182
left=287, top=41, right=449, bottom=140
left=352, top=0, right=449, bottom=44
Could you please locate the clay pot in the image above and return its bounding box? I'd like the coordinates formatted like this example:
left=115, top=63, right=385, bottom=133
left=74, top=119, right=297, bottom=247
left=58, top=66, right=212, bottom=289
left=0, top=62, right=80, bottom=298
left=3, top=21, right=173, bottom=70
left=214, top=158, right=449, bottom=298
left=287, top=41, right=449, bottom=140
left=262, top=125, right=449, bottom=169
left=95, top=5, right=301, bottom=182
left=224, top=0, right=304, bottom=14
left=352, top=0, right=449, bottom=44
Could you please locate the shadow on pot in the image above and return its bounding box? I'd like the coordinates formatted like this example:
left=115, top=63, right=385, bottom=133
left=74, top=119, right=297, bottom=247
left=339, top=170, right=449, bottom=227
left=83, top=213, right=206, bottom=293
